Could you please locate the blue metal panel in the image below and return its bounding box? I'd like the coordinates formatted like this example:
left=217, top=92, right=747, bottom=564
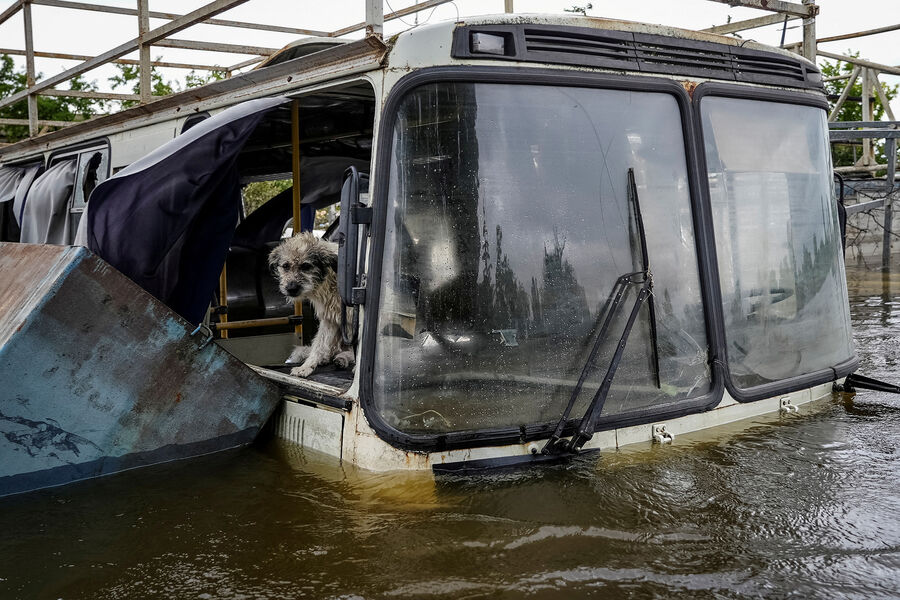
left=0, top=243, right=281, bottom=497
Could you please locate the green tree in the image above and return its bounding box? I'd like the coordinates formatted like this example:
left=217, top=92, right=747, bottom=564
left=108, top=59, right=224, bottom=109
left=242, top=179, right=291, bottom=216
left=108, top=59, right=175, bottom=108
left=184, top=69, right=226, bottom=89
left=821, top=52, right=898, bottom=168
left=241, top=179, right=339, bottom=234
left=0, top=54, right=105, bottom=143
left=0, top=53, right=227, bottom=143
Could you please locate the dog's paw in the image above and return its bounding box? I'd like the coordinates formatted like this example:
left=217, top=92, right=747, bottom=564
left=333, top=350, right=355, bottom=369
left=334, top=350, right=356, bottom=369
left=287, top=345, right=312, bottom=363
left=291, top=364, right=315, bottom=378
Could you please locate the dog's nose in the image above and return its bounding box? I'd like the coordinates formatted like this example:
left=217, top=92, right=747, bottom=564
left=285, top=283, right=301, bottom=296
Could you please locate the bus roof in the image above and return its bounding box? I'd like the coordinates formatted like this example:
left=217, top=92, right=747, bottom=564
left=0, top=13, right=819, bottom=164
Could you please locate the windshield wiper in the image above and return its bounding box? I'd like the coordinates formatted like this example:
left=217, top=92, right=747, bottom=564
left=542, top=168, right=659, bottom=455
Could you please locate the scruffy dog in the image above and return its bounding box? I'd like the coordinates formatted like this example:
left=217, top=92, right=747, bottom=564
left=269, top=232, right=354, bottom=377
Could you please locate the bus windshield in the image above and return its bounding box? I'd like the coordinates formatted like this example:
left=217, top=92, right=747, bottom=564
left=372, top=82, right=712, bottom=438
left=700, top=96, right=854, bottom=389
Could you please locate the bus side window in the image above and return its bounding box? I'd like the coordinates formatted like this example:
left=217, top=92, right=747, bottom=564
left=19, top=158, right=77, bottom=244
left=70, top=148, right=109, bottom=241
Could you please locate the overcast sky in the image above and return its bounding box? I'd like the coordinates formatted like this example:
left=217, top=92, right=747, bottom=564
left=0, top=0, right=897, bottom=113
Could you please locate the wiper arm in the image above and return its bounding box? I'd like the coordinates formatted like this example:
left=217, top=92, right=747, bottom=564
left=563, top=277, right=652, bottom=453
left=541, top=168, right=659, bottom=455
left=541, top=270, right=643, bottom=454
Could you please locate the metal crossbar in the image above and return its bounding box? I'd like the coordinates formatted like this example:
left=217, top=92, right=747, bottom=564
left=0, top=0, right=459, bottom=135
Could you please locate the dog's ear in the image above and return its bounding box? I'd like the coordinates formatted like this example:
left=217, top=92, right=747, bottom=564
left=309, top=245, right=338, bottom=274
left=267, top=245, right=283, bottom=274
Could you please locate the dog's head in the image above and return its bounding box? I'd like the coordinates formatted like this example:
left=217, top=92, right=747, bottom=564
left=269, top=231, right=338, bottom=300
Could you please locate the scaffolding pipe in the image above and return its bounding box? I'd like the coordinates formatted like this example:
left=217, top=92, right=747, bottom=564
left=861, top=68, right=871, bottom=165
left=884, top=138, right=897, bottom=269
left=0, top=0, right=253, bottom=112
left=817, top=50, right=900, bottom=76
left=138, top=0, right=151, bottom=104
left=29, top=0, right=331, bottom=37
left=0, top=0, right=24, bottom=28
left=829, top=66, right=860, bottom=122
left=872, top=71, right=897, bottom=122
left=801, top=0, right=816, bottom=63
left=706, top=0, right=816, bottom=19
left=702, top=13, right=797, bottom=35
left=23, top=0, right=37, bottom=136
left=366, top=0, right=383, bottom=37
left=0, top=47, right=223, bottom=71
left=817, top=23, right=900, bottom=44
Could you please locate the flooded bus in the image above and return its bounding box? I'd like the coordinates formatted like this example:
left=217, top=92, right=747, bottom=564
left=0, top=13, right=860, bottom=490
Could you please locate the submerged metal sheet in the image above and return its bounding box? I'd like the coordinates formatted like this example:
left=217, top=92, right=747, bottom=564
left=0, top=243, right=281, bottom=497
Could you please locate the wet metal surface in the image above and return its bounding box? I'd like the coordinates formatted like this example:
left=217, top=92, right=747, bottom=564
left=0, top=265, right=898, bottom=599
left=0, top=243, right=281, bottom=496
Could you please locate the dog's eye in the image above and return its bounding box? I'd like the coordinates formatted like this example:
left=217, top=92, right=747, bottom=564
left=280, top=262, right=290, bottom=270
left=299, top=262, right=313, bottom=271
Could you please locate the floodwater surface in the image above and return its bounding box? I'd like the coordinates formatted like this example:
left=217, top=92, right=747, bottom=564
left=1, top=266, right=898, bottom=599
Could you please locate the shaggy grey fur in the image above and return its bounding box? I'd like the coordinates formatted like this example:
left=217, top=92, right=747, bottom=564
left=269, top=232, right=354, bottom=377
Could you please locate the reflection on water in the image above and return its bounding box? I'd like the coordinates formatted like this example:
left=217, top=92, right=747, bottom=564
left=1, top=267, right=898, bottom=600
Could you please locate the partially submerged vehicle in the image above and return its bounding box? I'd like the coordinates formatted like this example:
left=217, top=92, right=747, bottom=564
left=0, top=13, right=870, bottom=492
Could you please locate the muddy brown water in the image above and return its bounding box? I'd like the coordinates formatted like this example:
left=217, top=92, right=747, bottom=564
left=1, top=266, right=898, bottom=600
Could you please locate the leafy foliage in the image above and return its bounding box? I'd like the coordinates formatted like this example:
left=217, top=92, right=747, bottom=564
left=108, top=59, right=226, bottom=109
left=108, top=60, right=175, bottom=107
left=241, top=179, right=338, bottom=234
left=0, top=54, right=105, bottom=143
left=184, top=69, right=226, bottom=89
left=242, top=180, right=291, bottom=216
left=0, top=53, right=227, bottom=143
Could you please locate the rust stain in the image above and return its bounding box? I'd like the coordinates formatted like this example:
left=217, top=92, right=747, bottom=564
left=16, top=320, right=24, bottom=332
left=682, top=80, right=698, bottom=98
left=175, top=392, right=182, bottom=403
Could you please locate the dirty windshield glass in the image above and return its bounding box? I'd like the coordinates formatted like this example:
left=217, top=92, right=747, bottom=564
left=374, top=82, right=711, bottom=436
left=701, top=97, right=854, bottom=389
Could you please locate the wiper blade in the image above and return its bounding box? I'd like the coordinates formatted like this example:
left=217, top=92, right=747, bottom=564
left=541, top=168, right=659, bottom=455
left=541, top=274, right=652, bottom=455
left=626, top=167, right=661, bottom=389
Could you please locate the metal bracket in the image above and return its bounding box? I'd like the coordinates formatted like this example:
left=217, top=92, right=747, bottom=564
left=779, top=397, right=798, bottom=414
left=351, top=205, right=372, bottom=225
left=190, top=323, right=214, bottom=350
left=652, top=424, right=674, bottom=444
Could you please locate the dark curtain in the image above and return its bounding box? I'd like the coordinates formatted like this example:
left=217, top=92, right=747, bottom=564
left=87, top=96, right=287, bottom=324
